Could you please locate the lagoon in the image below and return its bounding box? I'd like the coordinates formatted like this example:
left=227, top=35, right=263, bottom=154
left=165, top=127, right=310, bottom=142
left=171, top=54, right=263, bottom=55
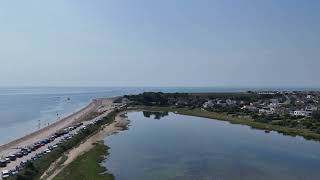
left=104, top=111, right=320, bottom=180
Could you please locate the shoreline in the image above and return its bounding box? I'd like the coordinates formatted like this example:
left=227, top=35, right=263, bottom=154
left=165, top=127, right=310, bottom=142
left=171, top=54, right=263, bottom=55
left=0, top=97, right=118, bottom=158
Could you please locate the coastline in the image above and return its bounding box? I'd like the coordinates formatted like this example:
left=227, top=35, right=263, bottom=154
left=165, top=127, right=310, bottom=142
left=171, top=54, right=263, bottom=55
left=0, top=97, right=117, bottom=158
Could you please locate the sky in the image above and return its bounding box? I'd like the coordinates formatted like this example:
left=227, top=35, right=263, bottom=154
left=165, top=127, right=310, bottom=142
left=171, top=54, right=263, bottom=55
left=0, top=0, right=319, bottom=87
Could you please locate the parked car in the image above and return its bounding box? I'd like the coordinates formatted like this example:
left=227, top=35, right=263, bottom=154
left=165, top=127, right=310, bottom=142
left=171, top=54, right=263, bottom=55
left=15, top=152, right=23, bottom=158
left=1, top=170, right=10, bottom=179
left=22, top=151, right=28, bottom=156
left=9, top=155, right=16, bottom=161
left=21, top=148, right=29, bottom=155
left=35, top=153, right=42, bottom=158
left=4, top=157, right=10, bottom=164
left=0, top=160, right=7, bottom=167
left=20, top=160, right=27, bottom=167
left=9, top=170, right=18, bottom=176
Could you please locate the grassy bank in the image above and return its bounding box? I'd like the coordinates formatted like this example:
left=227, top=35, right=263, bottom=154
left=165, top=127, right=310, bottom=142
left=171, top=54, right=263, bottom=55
left=137, top=106, right=320, bottom=141
left=53, top=142, right=114, bottom=180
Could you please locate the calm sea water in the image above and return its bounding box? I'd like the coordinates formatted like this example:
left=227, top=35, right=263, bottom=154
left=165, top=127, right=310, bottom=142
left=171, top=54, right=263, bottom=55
left=103, top=112, right=320, bottom=180
left=0, top=87, right=239, bottom=145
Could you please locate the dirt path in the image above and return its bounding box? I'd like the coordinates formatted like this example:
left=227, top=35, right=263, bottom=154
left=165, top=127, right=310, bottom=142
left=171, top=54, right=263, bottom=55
left=42, top=112, right=129, bottom=180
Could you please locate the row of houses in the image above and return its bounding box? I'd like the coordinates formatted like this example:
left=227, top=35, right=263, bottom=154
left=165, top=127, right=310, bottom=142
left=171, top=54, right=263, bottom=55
left=203, top=91, right=320, bottom=118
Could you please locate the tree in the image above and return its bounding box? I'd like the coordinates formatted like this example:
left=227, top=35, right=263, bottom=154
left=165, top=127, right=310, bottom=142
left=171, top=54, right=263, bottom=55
left=312, top=111, right=320, bottom=121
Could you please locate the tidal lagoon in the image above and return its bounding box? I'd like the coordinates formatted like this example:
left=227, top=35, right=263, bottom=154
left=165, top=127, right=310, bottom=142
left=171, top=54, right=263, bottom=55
left=104, top=111, right=320, bottom=180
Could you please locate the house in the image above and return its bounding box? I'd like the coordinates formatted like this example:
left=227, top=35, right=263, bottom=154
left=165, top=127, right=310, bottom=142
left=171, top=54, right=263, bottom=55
left=241, top=105, right=258, bottom=112
left=307, top=95, right=313, bottom=99
left=175, top=100, right=189, bottom=107
left=270, top=99, right=279, bottom=105
left=203, top=100, right=214, bottom=108
left=290, top=110, right=312, bottom=117
left=226, top=99, right=237, bottom=105
left=259, top=107, right=275, bottom=115
left=305, top=106, right=318, bottom=112
left=216, top=100, right=227, bottom=107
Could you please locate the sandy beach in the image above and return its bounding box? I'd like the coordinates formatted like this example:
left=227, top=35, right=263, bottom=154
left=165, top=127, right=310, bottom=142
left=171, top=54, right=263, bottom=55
left=0, top=97, right=118, bottom=159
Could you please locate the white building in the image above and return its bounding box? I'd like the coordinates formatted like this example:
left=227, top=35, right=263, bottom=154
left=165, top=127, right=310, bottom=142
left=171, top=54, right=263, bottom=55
left=259, top=107, right=275, bottom=115
left=291, top=110, right=312, bottom=117
left=241, top=105, right=257, bottom=112
left=305, top=106, right=318, bottom=112
left=203, top=100, right=214, bottom=108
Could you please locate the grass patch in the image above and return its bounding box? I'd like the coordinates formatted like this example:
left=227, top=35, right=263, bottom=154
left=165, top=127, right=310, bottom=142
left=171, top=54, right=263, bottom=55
left=40, top=155, right=68, bottom=180
left=53, top=142, right=114, bottom=180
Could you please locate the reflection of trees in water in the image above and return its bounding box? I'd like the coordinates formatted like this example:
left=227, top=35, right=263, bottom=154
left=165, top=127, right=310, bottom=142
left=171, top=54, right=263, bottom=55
left=143, top=111, right=169, bottom=119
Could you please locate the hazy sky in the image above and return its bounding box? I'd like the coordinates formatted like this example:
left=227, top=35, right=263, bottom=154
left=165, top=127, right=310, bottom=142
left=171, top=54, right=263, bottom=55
left=0, top=0, right=319, bottom=87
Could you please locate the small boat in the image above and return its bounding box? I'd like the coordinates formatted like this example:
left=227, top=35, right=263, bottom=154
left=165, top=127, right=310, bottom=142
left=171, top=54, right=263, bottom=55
left=264, top=130, right=271, bottom=133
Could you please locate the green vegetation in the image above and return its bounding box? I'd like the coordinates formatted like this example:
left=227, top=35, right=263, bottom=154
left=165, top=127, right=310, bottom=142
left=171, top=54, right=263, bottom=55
left=125, top=92, right=258, bottom=107
left=53, top=142, right=114, bottom=180
left=312, top=111, right=320, bottom=121
left=13, top=110, right=119, bottom=180
left=40, top=155, right=68, bottom=179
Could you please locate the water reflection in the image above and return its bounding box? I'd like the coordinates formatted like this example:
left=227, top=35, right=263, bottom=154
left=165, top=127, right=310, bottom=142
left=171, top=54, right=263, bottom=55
left=142, top=111, right=169, bottom=120
left=104, top=112, right=320, bottom=180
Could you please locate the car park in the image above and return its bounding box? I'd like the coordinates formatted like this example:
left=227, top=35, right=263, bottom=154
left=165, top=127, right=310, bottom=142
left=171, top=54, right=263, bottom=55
left=0, top=122, right=83, bottom=178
